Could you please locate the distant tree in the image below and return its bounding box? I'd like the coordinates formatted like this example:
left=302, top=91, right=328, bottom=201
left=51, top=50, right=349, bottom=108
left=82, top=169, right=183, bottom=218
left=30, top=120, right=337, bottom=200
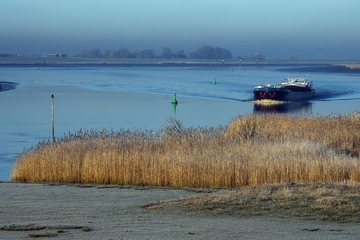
left=82, top=48, right=103, bottom=58
left=159, top=47, right=173, bottom=58
left=186, top=45, right=232, bottom=59
left=133, top=49, right=156, bottom=58
left=73, top=46, right=235, bottom=59
left=174, top=49, right=186, bottom=58
left=199, top=45, right=214, bottom=59
left=212, top=46, right=232, bottom=59
left=111, top=48, right=134, bottom=58
left=74, top=48, right=103, bottom=58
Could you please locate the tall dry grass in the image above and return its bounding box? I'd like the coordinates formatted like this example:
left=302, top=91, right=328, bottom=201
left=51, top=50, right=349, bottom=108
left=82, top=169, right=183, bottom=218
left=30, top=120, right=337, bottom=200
left=11, top=112, right=360, bottom=188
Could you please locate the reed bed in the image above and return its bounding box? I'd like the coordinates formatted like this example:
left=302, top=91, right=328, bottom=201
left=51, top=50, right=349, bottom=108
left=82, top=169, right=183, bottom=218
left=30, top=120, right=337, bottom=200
left=11, top=112, right=360, bottom=188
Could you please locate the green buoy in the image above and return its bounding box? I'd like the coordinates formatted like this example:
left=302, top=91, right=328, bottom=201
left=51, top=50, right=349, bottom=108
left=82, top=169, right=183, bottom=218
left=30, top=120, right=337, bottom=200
left=213, top=77, right=217, bottom=85
left=172, top=92, right=178, bottom=105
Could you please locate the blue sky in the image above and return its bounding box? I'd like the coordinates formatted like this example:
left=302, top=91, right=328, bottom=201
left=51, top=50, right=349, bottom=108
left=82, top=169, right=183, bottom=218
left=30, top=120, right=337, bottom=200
left=1, top=0, right=359, bottom=59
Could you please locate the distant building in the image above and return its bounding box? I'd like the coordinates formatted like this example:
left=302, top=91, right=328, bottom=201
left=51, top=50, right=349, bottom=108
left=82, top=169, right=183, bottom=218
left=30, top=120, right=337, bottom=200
left=46, top=54, right=66, bottom=58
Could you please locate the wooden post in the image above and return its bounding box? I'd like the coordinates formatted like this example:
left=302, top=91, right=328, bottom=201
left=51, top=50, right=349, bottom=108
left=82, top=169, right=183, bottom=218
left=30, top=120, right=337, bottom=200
left=51, top=94, right=55, bottom=142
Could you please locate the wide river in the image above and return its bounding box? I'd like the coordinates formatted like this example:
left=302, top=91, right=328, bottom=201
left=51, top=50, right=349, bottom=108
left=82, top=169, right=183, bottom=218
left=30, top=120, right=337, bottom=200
left=1, top=63, right=359, bottom=180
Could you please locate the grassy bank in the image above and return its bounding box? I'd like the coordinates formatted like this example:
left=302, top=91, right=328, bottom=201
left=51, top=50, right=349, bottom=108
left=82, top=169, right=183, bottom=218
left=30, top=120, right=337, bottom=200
left=11, top=113, right=360, bottom=188
left=148, top=182, right=360, bottom=223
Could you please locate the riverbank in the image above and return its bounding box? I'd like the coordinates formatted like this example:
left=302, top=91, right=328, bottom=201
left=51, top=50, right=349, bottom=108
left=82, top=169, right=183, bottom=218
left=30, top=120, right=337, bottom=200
left=1, top=182, right=359, bottom=239
left=334, top=63, right=360, bottom=69
left=0, top=81, right=17, bottom=92
left=1, top=56, right=359, bottom=67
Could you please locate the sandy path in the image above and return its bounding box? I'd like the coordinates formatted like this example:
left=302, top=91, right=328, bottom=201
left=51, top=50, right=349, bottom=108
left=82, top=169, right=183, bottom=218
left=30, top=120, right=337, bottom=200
left=1, top=183, right=359, bottom=239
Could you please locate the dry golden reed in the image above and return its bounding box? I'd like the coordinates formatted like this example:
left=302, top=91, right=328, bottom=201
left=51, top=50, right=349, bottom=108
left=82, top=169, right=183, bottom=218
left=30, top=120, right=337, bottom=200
left=11, top=112, right=360, bottom=188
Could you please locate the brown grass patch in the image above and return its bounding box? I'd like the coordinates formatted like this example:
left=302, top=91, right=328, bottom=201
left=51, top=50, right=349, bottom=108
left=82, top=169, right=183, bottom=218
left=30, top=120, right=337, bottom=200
left=153, top=183, right=360, bottom=223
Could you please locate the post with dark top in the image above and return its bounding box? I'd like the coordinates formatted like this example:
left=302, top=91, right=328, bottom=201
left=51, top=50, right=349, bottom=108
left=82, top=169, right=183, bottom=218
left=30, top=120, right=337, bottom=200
left=51, top=94, right=55, bottom=142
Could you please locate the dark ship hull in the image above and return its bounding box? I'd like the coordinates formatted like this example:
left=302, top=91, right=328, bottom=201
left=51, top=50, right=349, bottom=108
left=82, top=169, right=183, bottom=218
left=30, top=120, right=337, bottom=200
left=253, top=77, right=315, bottom=101
left=253, top=87, right=315, bottom=101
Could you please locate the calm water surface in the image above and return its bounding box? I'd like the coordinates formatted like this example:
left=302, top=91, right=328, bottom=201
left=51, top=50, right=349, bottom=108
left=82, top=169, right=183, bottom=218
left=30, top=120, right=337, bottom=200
left=0, top=64, right=359, bottom=180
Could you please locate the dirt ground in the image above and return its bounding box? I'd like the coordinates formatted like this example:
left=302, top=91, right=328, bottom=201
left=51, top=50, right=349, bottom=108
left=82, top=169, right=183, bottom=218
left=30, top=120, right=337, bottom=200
left=1, top=182, right=359, bottom=239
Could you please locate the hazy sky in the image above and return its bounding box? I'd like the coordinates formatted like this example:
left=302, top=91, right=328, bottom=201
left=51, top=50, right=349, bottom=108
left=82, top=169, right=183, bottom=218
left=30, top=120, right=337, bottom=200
left=1, top=0, right=359, bottom=59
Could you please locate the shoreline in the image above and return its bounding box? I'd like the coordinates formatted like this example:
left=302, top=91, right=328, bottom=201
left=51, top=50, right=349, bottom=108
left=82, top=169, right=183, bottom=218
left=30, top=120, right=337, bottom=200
left=1, top=58, right=360, bottom=75
left=1, top=182, right=360, bottom=239
left=1, top=57, right=359, bottom=67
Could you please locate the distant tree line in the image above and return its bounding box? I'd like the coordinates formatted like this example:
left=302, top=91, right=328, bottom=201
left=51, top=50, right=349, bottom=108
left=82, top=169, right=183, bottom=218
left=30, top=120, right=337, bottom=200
left=73, top=45, right=266, bottom=61
left=238, top=52, right=266, bottom=61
